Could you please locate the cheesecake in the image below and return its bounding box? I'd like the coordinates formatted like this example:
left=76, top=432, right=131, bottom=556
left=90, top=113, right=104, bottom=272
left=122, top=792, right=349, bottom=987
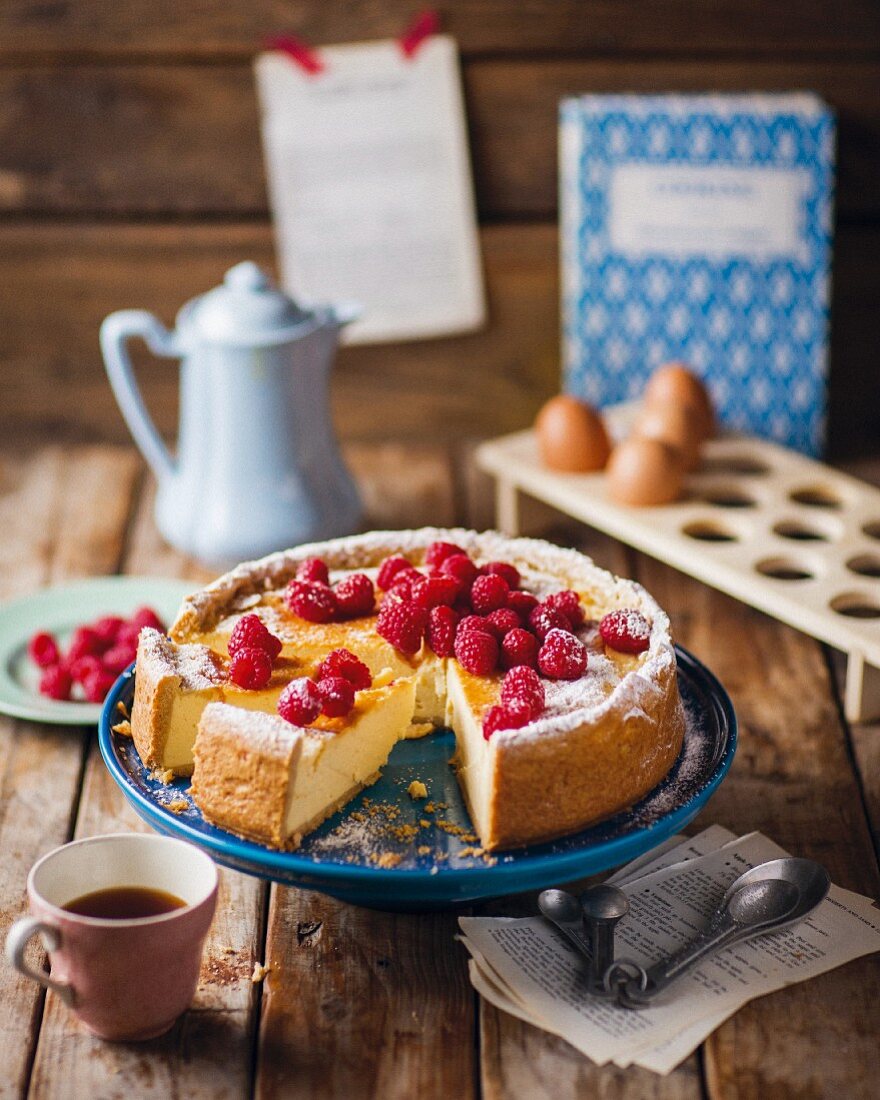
left=130, top=529, right=685, bottom=851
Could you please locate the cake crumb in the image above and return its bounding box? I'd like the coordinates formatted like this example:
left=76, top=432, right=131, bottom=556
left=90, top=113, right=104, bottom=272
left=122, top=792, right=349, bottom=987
left=419, top=819, right=431, bottom=828
left=251, top=962, right=270, bottom=983
left=111, top=720, right=132, bottom=737
left=373, top=852, right=403, bottom=869
left=417, top=846, right=432, bottom=856
left=115, top=700, right=129, bottom=718
left=407, top=780, right=428, bottom=800
left=167, top=799, right=189, bottom=814
left=160, top=769, right=175, bottom=784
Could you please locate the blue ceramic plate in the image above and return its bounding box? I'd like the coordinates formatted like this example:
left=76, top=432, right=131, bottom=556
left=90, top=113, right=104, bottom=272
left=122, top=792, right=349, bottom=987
left=99, top=646, right=735, bottom=910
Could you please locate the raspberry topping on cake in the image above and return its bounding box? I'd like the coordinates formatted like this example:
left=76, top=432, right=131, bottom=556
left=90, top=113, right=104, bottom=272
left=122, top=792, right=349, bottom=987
left=500, top=627, right=539, bottom=670
left=278, top=677, right=322, bottom=725
left=377, top=555, right=413, bottom=590
left=229, top=647, right=273, bottom=690
left=425, top=540, right=465, bottom=568
left=426, top=605, right=459, bottom=657
left=482, top=698, right=533, bottom=739
left=286, top=580, right=338, bottom=623
left=411, top=573, right=460, bottom=610
left=507, top=590, right=539, bottom=623
left=377, top=599, right=428, bottom=655
left=439, top=553, right=478, bottom=590
left=296, top=557, right=330, bottom=585
left=599, top=609, right=652, bottom=654
left=500, top=666, right=545, bottom=718
left=334, top=572, right=375, bottom=618
left=28, top=632, right=60, bottom=669
left=454, top=628, right=498, bottom=676
left=538, top=628, right=588, bottom=680
left=317, top=675, right=356, bottom=718
left=456, top=614, right=493, bottom=638
left=484, top=608, right=521, bottom=639
left=543, top=590, right=585, bottom=629
left=316, top=648, right=372, bottom=691
left=228, top=613, right=283, bottom=661
left=482, top=561, right=520, bottom=589
left=528, top=604, right=572, bottom=641
left=470, top=573, right=510, bottom=614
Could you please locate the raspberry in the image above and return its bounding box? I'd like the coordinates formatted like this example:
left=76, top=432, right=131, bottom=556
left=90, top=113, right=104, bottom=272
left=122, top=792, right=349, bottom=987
left=440, top=553, right=478, bottom=590
left=28, top=632, right=60, bottom=669
left=501, top=627, right=539, bottom=670
left=229, top=647, right=273, bottom=690
left=470, top=573, right=510, bottom=614
left=500, top=666, right=545, bottom=717
left=296, top=556, right=330, bottom=585
left=278, top=677, right=322, bottom=725
left=82, top=667, right=117, bottom=703
left=599, top=609, right=652, bottom=654
left=529, top=604, right=571, bottom=641
left=286, top=580, right=338, bottom=623
left=377, top=599, right=427, bottom=655
left=482, top=561, right=520, bottom=590
left=39, top=664, right=72, bottom=701
left=228, top=613, right=283, bottom=661
left=67, top=626, right=105, bottom=663
left=426, top=605, right=459, bottom=657
left=70, top=654, right=103, bottom=684
left=101, top=643, right=137, bottom=675
left=130, top=607, right=165, bottom=633
left=92, top=616, right=125, bottom=645
left=485, top=608, right=521, bottom=639
left=425, top=541, right=466, bottom=568
left=456, top=614, right=494, bottom=638
left=317, top=675, right=355, bottom=718
left=377, top=555, right=413, bottom=590
left=317, top=648, right=372, bottom=691
left=482, top=699, right=533, bottom=740
left=454, top=628, right=498, bottom=676
left=538, top=628, right=588, bottom=680
left=411, top=573, right=460, bottom=610
left=544, top=590, right=585, bottom=630
left=507, top=590, right=539, bottom=623
left=334, top=572, right=375, bottom=618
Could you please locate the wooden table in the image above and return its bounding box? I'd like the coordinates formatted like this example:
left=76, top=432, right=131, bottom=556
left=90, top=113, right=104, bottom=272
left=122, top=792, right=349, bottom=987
left=2, top=441, right=879, bottom=1100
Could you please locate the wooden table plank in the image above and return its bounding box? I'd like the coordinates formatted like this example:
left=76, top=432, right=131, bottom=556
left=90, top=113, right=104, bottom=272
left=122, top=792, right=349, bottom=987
left=0, top=446, right=139, bottom=1100
left=27, top=470, right=266, bottom=1100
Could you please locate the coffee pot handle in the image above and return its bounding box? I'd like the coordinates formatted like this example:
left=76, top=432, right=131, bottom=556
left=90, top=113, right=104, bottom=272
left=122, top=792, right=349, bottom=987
left=6, top=916, right=75, bottom=1006
left=100, top=310, right=179, bottom=482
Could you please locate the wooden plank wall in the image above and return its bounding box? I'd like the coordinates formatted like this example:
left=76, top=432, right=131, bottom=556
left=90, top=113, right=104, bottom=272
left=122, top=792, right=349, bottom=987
left=1, top=2, right=878, bottom=458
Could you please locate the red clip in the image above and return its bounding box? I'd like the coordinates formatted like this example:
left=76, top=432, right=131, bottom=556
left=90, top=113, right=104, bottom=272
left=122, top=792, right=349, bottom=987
left=398, top=9, right=440, bottom=59
left=265, top=34, right=325, bottom=75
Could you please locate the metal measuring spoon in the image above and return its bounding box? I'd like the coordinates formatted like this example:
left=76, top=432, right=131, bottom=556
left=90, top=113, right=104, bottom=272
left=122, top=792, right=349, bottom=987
left=579, top=884, right=630, bottom=991
left=617, top=856, right=829, bottom=1008
left=538, top=889, right=592, bottom=963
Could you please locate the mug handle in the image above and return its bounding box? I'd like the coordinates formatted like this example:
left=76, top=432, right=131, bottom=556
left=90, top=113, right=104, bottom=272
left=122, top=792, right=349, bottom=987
left=99, top=309, right=180, bottom=484
left=5, top=917, right=75, bottom=1006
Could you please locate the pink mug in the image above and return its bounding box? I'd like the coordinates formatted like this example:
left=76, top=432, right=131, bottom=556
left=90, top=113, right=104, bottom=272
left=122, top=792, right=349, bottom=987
left=5, top=832, right=218, bottom=1041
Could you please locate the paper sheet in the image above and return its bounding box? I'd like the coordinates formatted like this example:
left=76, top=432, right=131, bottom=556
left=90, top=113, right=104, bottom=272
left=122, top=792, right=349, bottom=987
left=459, top=827, right=880, bottom=1074
left=256, top=36, right=485, bottom=344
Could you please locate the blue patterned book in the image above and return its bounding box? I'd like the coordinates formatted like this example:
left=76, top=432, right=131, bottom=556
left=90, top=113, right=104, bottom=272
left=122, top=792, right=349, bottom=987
left=560, top=94, right=834, bottom=454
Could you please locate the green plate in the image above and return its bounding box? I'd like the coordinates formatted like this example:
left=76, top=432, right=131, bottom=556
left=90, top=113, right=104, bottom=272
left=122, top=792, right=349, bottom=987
left=0, top=576, right=196, bottom=725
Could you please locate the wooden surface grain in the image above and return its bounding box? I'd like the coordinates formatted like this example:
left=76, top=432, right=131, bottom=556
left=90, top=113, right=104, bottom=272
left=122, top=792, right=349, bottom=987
left=2, top=440, right=879, bottom=1100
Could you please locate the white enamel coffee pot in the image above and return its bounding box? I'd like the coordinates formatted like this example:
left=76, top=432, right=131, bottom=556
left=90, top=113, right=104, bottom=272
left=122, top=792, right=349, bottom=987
left=100, top=262, right=362, bottom=564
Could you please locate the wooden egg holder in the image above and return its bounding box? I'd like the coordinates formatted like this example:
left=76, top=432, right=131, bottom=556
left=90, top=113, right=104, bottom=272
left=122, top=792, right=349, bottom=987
left=476, top=404, right=880, bottom=722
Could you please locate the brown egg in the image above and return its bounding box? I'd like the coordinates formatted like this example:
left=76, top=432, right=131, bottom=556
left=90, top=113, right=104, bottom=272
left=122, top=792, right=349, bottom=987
left=644, top=362, right=715, bottom=440
left=606, top=437, right=684, bottom=506
left=535, top=395, right=611, bottom=472
left=632, top=400, right=702, bottom=471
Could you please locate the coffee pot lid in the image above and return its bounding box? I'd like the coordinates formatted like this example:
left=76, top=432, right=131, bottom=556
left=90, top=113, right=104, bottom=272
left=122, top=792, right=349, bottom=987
left=177, top=262, right=319, bottom=347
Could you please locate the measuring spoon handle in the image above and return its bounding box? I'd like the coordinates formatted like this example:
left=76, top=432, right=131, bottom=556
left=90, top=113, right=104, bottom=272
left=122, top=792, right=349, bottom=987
left=621, top=917, right=740, bottom=1006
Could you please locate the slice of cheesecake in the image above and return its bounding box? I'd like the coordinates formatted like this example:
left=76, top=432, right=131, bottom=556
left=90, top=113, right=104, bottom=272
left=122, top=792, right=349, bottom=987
left=190, top=675, right=417, bottom=847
